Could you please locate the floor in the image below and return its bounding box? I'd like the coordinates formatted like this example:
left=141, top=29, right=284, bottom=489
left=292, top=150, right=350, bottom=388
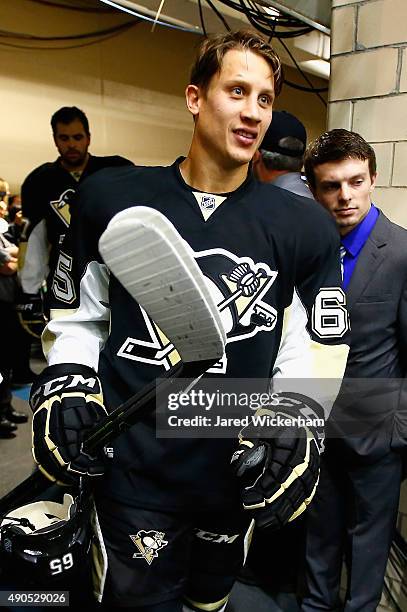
left=1, top=385, right=35, bottom=498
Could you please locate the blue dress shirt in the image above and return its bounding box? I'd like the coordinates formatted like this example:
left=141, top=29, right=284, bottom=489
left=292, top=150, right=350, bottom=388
left=341, top=204, right=379, bottom=290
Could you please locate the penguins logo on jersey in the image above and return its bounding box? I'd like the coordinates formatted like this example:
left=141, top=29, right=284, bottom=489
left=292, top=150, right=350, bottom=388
left=117, top=248, right=278, bottom=374
left=50, top=188, right=75, bottom=227
left=130, top=530, right=168, bottom=565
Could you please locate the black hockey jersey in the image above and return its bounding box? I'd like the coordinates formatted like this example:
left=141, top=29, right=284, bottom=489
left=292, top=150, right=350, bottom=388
left=45, top=159, right=349, bottom=510
left=20, top=154, right=133, bottom=294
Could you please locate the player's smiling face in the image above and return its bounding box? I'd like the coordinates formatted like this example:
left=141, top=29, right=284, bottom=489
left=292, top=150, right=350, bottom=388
left=190, top=49, right=275, bottom=169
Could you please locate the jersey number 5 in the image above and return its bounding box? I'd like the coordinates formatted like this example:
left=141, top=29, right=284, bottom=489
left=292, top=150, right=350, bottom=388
left=52, top=251, right=76, bottom=304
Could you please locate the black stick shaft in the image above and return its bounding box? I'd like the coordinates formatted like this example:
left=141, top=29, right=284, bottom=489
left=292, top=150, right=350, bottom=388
left=0, top=358, right=215, bottom=515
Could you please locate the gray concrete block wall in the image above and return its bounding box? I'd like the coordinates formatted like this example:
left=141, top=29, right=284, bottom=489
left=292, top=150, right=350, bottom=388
left=329, top=0, right=407, bottom=229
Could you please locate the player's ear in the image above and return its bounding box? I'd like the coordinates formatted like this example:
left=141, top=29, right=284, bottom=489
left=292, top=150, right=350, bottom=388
left=370, top=172, right=377, bottom=192
left=185, top=84, right=201, bottom=117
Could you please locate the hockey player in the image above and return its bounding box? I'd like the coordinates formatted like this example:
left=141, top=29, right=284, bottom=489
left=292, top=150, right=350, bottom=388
left=30, top=31, right=349, bottom=610
left=19, top=106, right=133, bottom=308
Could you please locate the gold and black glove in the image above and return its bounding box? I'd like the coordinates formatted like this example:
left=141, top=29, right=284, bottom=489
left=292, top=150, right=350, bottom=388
left=231, top=392, right=324, bottom=530
left=30, top=363, right=108, bottom=485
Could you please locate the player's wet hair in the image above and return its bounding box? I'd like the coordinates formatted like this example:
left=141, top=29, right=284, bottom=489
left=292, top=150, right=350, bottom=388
left=51, top=106, right=90, bottom=136
left=190, top=29, right=283, bottom=97
left=304, top=129, right=377, bottom=189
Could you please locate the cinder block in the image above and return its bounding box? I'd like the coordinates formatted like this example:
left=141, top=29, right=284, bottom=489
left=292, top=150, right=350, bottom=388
left=332, top=0, right=361, bottom=6
left=373, top=187, right=407, bottom=229
left=327, top=101, right=353, bottom=130
left=358, top=0, right=407, bottom=48
left=330, top=48, right=398, bottom=100
left=400, top=48, right=407, bottom=93
left=353, top=95, right=407, bottom=142
left=371, top=143, right=393, bottom=187
left=393, top=142, right=407, bottom=186
left=331, top=6, right=355, bottom=55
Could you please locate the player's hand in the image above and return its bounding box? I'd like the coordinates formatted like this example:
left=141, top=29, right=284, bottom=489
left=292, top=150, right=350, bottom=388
left=14, top=210, right=24, bottom=226
left=30, top=364, right=108, bottom=486
left=0, top=258, right=18, bottom=275
left=231, top=392, right=324, bottom=530
left=6, top=245, right=18, bottom=257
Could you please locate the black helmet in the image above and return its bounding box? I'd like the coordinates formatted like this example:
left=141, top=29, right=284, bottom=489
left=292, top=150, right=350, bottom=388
left=0, top=483, right=92, bottom=589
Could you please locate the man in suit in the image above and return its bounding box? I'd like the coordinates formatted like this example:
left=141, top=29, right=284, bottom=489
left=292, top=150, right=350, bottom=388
left=301, top=128, right=407, bottom=611
left=252, top=110, right=312, bottom=199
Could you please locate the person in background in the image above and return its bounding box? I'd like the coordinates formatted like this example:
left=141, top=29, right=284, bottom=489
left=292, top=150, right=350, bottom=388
left=253, top=110, right=312, bottom=198
left=0, top=180, right=29, bottom=435
left=6, top=195, right=26, bottom=245
left=0, top=202, right=7, bottom=226
left=0, top=184, right=35, bottom=386
left=19, top=106, right=133, bottom=306
left=8, top=194, right=21, bottom=209
left=0, top=179, right=10, bottom=230
left=302, top=129, right=407, bottom=612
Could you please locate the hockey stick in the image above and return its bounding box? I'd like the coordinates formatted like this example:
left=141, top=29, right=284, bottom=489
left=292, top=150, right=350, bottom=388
left=83, top=205, right=226, bottom=450
left=0, top=207, right=225, bottom=514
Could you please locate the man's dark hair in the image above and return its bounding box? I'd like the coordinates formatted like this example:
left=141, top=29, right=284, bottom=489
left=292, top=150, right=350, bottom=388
left=190, top=29, right=283, bottom=97
left=51, top=106, right=90, bottom=136
left=304, top=129, right=376, bottom=190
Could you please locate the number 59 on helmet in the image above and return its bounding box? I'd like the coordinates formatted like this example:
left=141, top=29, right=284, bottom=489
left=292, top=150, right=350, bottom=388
left=0, top=479, right=92, bottom=590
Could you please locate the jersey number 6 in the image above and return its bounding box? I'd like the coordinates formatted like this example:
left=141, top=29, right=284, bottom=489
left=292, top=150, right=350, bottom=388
left=312, top=287, right=349, bottom=338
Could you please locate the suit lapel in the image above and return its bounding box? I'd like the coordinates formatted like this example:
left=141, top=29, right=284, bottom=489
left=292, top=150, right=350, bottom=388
left=345, top=211, right=390, bottom=308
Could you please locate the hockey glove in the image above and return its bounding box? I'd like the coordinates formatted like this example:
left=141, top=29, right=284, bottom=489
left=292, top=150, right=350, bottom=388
left=231, top=392, right=324, bottom=530
left=30, top=363, right=108, bottom=486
